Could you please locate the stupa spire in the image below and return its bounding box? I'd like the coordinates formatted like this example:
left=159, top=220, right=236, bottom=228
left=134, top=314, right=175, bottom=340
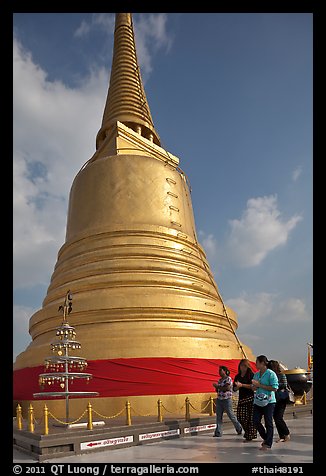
left=96, top=13, right=160, bottom=149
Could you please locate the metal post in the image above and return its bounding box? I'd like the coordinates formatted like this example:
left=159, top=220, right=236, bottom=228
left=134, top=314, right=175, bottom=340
left=87, top=402, right=93, bottom=430
left=157, top=399, right=163, bottom=422
left=16, top=404, right=23, bottom=430
left=209, top=396, right=214, bottom=416
left=126, top=401, right=131, bottom=426
left=28, top=403, right=34, bottom=433
left=44, top=404, right=49, bottom=435
left=65, top=344, right=69, bottom=423
left=185, top=397, right=190, bottom=421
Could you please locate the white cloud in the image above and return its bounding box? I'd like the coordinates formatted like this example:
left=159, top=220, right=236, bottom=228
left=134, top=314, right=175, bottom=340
left=292, top=165, right=303, bottom=182
left=13, top=304, right=37, bottom=359
left=237, top=333, right=262, bottom=353
left=73, top=13, right=172, bottom=77
left=226, top=292, right=275, bottom=327
left=227, top=195, right=302, bottom=267
left=74, top=20, right=91, bottom=38
left=93, top=13, right=116, bottom=31
left=13, top=304, right=36, bottom=332
left=238, top=333, right=262, bottom=342
left=13, top=37, right=108, bottom=288
left=133, top=13, right=173, bottom=76
left=226, top=292, right=311, bottom=328
left=74, top=13, right=115, bottom=38
left=276, top=297, right=310, bottom=322
left=198, top=231, right=218, bottom=261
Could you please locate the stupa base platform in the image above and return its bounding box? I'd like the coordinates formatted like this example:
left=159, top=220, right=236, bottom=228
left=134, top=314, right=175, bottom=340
left=13, top=402, right=312, bottom=462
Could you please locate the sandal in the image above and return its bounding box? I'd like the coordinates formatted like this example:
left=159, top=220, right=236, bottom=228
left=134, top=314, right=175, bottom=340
left=277, top=434, right=290, bottom=443
left=259, top=444, right=271, bottom=451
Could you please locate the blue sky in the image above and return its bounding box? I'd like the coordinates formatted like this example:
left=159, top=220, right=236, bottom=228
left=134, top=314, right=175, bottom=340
left=13, top=13, right=312, bottom=368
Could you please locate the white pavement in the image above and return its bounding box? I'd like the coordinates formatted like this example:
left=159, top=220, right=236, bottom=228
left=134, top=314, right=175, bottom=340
left=13, top=415, right=312, bottom=464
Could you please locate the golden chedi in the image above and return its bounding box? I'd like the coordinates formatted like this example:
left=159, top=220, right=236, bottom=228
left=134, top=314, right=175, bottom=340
left=14, top=13, right=254, bottom=418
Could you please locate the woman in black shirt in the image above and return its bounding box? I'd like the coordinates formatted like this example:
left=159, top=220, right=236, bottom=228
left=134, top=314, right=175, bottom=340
left=269, top=360, right=291, bottom=442
left=233, top=359, right=257, bottom=442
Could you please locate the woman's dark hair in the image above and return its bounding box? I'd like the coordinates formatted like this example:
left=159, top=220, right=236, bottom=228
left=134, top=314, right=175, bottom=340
left=237, top=358, right=253, bottom=377
left=256, top=355, right=269, bottom=366
left=268, top=360, right=282, bottom=373
left=219, top=365, right=230, bottom=376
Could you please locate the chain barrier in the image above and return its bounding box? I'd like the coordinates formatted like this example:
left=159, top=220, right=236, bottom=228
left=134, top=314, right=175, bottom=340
left=190, top=399, right=212, bottom=412
left=161, top=403, right=177, bottom=414
left=188, top=399, right=212, bottom=413
left=188, top=402, right=201, bottom=412
left=130, top=406, right=152, bottom=417
left=19, top=395, right=220, bottom=434
left=33, top=416, right=43, bottom=425
left=48, top=410, right=87, bottom=425
left=92, top=407, right=125, bottom=420
left=162, top=399, right=212, bottom=415
left=161, top=403, right=185, bottom=414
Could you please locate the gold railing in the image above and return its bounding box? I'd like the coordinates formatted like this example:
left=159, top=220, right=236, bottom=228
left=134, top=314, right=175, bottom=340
left=15, top=395, right=217, bottom=434
left=15, top=391, right=312, bottom=435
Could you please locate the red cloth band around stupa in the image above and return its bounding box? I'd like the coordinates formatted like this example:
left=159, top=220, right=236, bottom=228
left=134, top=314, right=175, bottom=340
left=13, top=357, right=257, bottom=400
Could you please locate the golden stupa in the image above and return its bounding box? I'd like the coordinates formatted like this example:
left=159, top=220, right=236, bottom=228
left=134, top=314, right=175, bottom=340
left=14, top=13, right=254, bottom=418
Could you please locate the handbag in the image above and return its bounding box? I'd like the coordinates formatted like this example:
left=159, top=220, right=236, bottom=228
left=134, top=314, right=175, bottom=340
left=254, top=392, right=272, bottom=407
left=287, top=386, right=295, bottom=404
left=276, top=388, right=289, bottom=401
left=276, top=385, right=295, bottom=404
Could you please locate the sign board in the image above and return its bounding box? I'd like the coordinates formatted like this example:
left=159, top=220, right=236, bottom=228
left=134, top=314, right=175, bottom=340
left=81, top=435, right=133, bottom=451
left=184, top=423, right=216, bottom=434
left=139, top=428, right=180, bottom=441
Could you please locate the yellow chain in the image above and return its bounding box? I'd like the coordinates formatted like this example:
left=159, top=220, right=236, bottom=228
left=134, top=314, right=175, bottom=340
left=33, top=416, right=44, bottom=425
left=161, top=403, right=179, bottom=414
left=130, top=406, right=152, bottom=417
left=35, top=396, right=225, bottom=427
left=92, top=407, right=125, bottom=420
left=48, top=410, right=87, bottom=425
left=189, top=402, right=202, bottom=413
left=188, top=399, right=211, bottom=413
left=202, top=400, right=212, bottom=411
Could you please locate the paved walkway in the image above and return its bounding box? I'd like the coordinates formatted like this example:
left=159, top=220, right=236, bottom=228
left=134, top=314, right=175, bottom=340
left=13, top=415, right=312, bottom=464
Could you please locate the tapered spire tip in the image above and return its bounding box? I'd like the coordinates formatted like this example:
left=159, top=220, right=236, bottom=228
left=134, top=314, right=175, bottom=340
left=96, top=13, right=160, bottom=149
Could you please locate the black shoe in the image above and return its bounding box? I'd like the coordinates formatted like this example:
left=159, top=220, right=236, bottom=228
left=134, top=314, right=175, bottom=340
left=213, top=434, right=222, bottom=437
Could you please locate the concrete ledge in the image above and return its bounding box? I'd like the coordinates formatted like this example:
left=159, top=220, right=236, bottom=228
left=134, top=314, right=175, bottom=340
left=13, top=402, right=312, bottom=462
